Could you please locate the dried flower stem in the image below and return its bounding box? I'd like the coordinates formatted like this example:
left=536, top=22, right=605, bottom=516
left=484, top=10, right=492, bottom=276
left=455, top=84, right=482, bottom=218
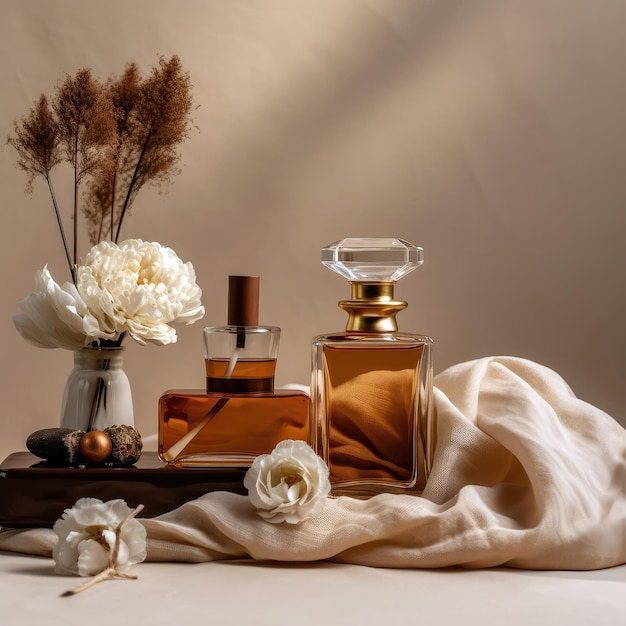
left=53, top=68, right=118, bottom=269
left=61, top=503, right=144, bottom=597
left=114, top=131, right=151, bottom=243
left=72, top=129, right=79, bottom=271
left=60, top=566, right=137, bottom=597
left=110, top=55, right=193, bottom=243
left=6, top=94, right=75, bottom=282
left=46, top=175, right=76, bottom=283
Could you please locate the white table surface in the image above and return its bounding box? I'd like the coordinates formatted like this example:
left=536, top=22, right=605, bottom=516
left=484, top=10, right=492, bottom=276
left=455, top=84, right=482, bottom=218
left=1, top=552, right=625, bottom=626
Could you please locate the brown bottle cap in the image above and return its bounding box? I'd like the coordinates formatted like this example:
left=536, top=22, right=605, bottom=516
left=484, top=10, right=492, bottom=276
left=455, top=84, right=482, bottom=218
left=227, top=275, right=260, bottom=326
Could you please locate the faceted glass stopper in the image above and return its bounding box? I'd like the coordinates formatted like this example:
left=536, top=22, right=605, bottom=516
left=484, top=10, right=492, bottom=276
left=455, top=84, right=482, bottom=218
left=321, top=238, right=423, bottom=282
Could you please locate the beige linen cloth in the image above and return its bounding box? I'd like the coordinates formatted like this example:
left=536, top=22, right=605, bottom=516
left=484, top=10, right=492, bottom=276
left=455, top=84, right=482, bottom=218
left=2, top=356, right=625, bottom=569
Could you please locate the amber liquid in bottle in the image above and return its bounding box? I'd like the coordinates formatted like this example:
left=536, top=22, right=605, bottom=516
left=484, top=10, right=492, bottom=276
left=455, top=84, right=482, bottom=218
left=159, top=386, right=310, bottom=467
left=160, top=354, right=311, bottom=466
left=322, top=342, right=423, bottom=483
left=205, top=357, right=276, bottom=394
left=313, top=334, right=431, bottom=495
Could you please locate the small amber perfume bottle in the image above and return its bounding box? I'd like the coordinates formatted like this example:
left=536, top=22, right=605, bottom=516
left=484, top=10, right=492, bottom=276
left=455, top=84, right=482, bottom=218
left=311, top=238, right=434, bottom=497
left=159, top=276, right=310, bottom=467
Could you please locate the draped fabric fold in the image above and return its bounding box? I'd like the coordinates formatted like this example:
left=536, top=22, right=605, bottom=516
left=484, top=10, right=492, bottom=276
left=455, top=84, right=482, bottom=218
left=2, top=357, right=625, bottom=570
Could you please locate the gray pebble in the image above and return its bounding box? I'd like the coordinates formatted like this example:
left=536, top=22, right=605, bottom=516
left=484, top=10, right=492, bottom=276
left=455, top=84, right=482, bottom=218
left=26, top=428, right=85, bottom=465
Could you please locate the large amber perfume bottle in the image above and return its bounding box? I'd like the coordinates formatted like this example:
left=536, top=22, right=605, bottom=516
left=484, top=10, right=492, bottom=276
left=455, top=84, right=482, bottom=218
left=159, top=276, right=310, bottom=467
left=311, top=238, right=434, bottom=497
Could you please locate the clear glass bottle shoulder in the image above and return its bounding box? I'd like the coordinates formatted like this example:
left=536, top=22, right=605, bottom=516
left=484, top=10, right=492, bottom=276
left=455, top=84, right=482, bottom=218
left=312, top=330, right=433, bottom=345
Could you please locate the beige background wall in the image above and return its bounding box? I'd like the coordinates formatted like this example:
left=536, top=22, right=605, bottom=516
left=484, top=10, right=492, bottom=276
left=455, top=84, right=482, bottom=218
left=1, top=0, right=625, bottom=461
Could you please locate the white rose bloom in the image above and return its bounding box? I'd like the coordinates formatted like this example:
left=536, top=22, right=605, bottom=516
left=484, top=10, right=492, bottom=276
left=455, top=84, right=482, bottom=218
left=77, top=239, right=205, bottom=346
left=13, top=266, right=111, bottom=350
left=244, top=440, right=331, bottom=524
left=53, top=497, right=147, bottom=577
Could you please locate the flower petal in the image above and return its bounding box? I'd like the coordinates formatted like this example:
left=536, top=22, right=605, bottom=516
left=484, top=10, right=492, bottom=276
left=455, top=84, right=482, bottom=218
left=13, top=266, right=110, bottom=350
left=76, top=539, right=110, bottom=577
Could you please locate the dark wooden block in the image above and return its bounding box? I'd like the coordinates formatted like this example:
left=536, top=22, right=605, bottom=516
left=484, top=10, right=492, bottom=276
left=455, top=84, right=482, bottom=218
left=0, top=451, right=247, bottom=528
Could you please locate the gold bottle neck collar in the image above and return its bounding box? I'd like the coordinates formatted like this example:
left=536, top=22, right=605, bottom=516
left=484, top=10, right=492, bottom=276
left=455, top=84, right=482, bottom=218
left=338, top=282, right=407, bottom=332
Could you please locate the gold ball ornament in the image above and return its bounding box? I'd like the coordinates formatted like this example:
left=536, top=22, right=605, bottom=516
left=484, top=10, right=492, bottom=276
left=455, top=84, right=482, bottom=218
left=78, top=430, right=113, bottom=464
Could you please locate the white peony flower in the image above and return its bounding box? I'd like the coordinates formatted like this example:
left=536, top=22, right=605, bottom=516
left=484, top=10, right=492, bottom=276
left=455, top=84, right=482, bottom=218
left=53, top=497, right=146, bottom=578
left=13, top=266, right=112, bottom=350
left=244, top=440, right=331, bottom=524
left=77, top=239, right=205, bottom=346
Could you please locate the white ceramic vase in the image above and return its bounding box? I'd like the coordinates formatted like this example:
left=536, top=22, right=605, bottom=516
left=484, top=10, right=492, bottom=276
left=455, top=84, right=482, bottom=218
left=60, top=347, right=134, bottom=432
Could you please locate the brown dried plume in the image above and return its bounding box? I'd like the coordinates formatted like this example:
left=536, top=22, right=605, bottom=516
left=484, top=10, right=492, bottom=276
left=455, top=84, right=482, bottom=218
left=7, top=56, right=194, bottom=281
left=86, top=55, right=194, bottom=244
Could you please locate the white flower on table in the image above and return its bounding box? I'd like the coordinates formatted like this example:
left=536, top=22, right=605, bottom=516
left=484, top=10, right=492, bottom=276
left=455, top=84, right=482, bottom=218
left=244, top=440, right=331, bottom=524
left=53, top=497, right=146, bottom=594
left=77, top=239, right=204, bottom=346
